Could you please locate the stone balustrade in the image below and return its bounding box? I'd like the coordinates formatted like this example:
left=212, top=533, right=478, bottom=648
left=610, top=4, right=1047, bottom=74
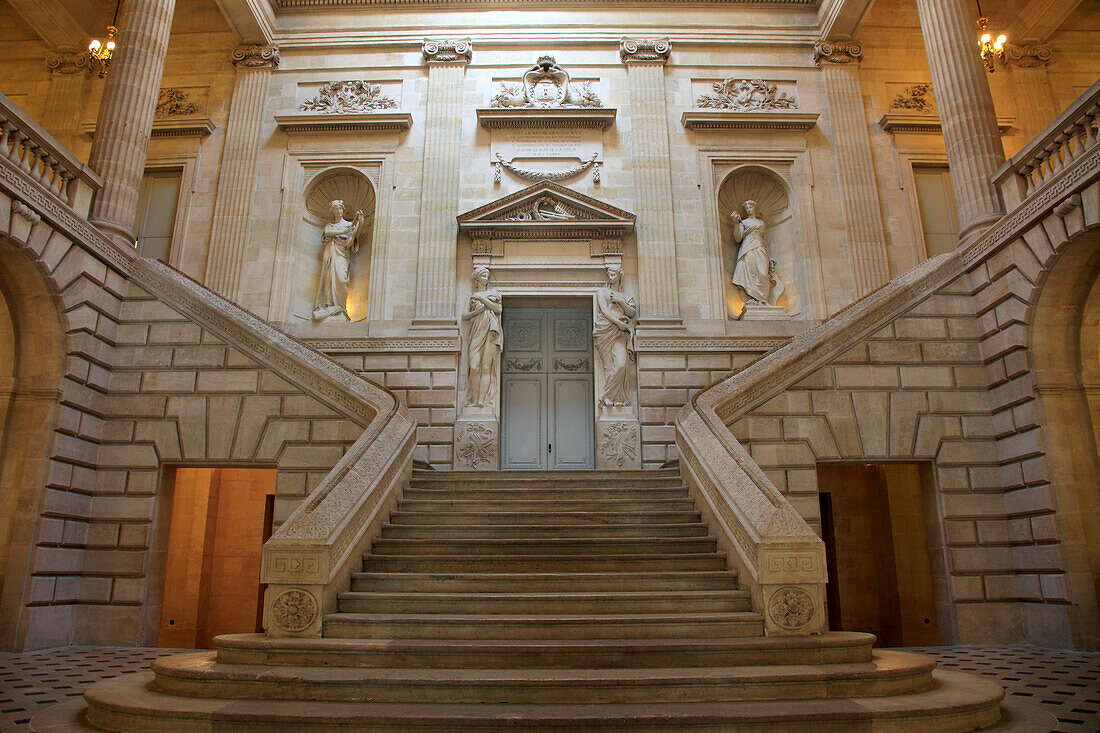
left=0, top=91, right=101, bottom=215
left=995, top=79, right=1100, bottom=210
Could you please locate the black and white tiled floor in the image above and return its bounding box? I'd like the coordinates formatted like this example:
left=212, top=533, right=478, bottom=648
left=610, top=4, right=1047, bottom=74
left=0, top=644, right=1096, bottom=731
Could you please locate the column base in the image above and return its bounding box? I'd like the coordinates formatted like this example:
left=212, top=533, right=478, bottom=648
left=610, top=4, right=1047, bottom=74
left=90, top=219, right=137, bottom=250
left=596, top=412, right=641, bottom=470
left=453, top=413, right=499, bottom=471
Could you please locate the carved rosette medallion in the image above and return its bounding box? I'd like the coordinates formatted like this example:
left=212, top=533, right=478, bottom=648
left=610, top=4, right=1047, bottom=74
left=599, top=421, right=638, bottom=469
left=456, top=422, right=496, bottom=470
left=46, top=51, right=91, bottom=75
left=813, top=40, right=863, bottom=66
left=423, top=39, right=472, bottom=64
left=271, top=588, right=318, bottom=632
left=1007, top=43, right=1053, bottom=68
left=620, top=38, right=671, bottom=64
left=767, top=586, right=816, bottom=631
left=232, top=44, right=280, bottom=70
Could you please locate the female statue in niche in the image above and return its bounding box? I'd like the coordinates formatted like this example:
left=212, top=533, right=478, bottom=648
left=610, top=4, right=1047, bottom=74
left=730, top=199, right=783, bottom=306
left=461, top=266, right=503, bottom=409
left=313, top=199, right=365, bottom=321
left=593, top=265, right=638, bottom=408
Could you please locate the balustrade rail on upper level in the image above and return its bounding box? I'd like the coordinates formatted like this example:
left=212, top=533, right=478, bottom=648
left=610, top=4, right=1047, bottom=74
left=0, top=91, right=102, bottom=215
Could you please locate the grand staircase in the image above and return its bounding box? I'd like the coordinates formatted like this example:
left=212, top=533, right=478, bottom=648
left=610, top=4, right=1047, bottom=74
left=37, top=468, right=1048, bottom=731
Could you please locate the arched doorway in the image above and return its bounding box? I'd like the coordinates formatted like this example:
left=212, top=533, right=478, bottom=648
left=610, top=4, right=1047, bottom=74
left=1030, top=229, right=1100, bottom=650
left=0, top=237, right=65, bottom=650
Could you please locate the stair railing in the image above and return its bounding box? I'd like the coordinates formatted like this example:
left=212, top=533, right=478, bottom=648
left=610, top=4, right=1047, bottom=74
left=677, top=79, right=1100, bottom=637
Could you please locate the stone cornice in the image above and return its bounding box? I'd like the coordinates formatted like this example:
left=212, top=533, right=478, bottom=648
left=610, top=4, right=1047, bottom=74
left=681, top=110, right=819, bottom=131
left=274, top=111, right=412, bottom=133
left=82, top=119, right=217, bottom=139
left=813, top=39, right=862, bottom=65
left=879, top=112, right=1015, bottom=135
left=620, top=38, right=671, bottom=64
left=476, top=107, right=616, bottom=130
left=423, top=38, right=472, bottom=64
left=1006, top=42, right=1053, bottom=68
left=232, top=44, right=281, bottom=69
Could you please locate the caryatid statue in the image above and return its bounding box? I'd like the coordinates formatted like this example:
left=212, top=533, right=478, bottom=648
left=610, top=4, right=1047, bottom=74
left=730, top=199, right=784, bottom=307
left=593, top=265, right=638, bottom=408
left=461, top=266, right=503, bottom=409
left=313, top=199, right=365, bottom=321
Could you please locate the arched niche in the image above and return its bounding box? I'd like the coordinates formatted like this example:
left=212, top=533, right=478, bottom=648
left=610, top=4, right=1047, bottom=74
left=717, top=166, right=797, bottom=319
left=299, top=167, right=377, bottom=322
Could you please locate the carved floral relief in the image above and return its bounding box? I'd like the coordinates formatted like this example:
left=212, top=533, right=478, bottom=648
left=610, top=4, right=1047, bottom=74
left=696, top=79, right=798, bottom=111
left=300, top=81, right=398, bottom=114
left=456, top=422, right=497, bottom=470
left=890, top=83, right=936, bottom=112
left=155, top=88, right=201, bottom=119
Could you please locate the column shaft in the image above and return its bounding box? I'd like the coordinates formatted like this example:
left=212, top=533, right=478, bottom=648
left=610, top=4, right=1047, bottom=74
left=1007, top=44, right=1057, bottom=141
left=42, top=53, right=90, bottom=153
left=915, top=0, right=1006, bottom=242
left=413, top=40, right=471, bottom=327
left=88, top=0, right=176, bottom=244
left=816, top=43, right=890, bottom=297
left=622, top=39, right=679, bottom=322
left=203, top=45, right=279, bottom=300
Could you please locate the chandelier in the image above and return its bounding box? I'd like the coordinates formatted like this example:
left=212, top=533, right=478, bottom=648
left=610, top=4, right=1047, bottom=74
left=975, top=1, right=1007, bottom=73
left=88, top=1, right=120, bottom=78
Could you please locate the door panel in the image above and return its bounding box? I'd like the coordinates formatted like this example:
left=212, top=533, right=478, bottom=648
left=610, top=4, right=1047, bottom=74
left=501, top=375, right=546, bottom=470
left=549, top=375, right=593, bottom=470
left=501, top=307, right=593, bottom=470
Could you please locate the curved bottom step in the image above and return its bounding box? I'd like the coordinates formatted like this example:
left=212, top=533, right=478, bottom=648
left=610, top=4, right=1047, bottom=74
left=29, top=669, right=1052, bottom=733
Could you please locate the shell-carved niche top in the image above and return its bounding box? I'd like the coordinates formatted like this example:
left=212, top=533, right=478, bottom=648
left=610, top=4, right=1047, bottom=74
left=490, top=56, right=603, bottom=109
left=300, top=81, right=398, bottom=114
left=696, top=79, right=798, bottom=111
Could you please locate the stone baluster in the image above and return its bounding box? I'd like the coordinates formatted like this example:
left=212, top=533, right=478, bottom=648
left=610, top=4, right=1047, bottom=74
left=42, top=51, right=91, bottom=153
left=88, top=0, right=176, bottom=246
left=814, top=40, right=890, bottom=298
left=203, top=44, right=280, bottom=300
left=412, top=39, right=472, bottom=329
left=621, top=38, right=680, bottom=325
left=914, top=0, right=1006, bottom=243
left=1006, top=42, right=1057, bottom=142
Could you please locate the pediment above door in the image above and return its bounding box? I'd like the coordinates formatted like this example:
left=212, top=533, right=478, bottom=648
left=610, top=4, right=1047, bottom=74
left=457, top=181, right=636, bottom=243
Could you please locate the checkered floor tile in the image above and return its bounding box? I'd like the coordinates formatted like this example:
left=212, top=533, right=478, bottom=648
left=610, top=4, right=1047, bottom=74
left=0, top=644, right=1096, bottom=731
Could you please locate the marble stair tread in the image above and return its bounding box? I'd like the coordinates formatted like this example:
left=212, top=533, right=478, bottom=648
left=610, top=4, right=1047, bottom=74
left=348, top=570, right=742, bottom=592
left=366, top=537, right=719, bottom=555
left=148, top=651, right=937, bottom=703
left=335, top=590, right=753, bottom=614
left=387, top=509, right=704, bottom=525
left=379, top=522, right=711, bottom=538
left=400, top=487, right=690, bottom=498
left=395, top=499, right=698, bottom=511
left=212, top=631, right=877, bottom=668
left=71, top=668, right=1034, bottom=733
left=359, top=553, right=729, bottom=572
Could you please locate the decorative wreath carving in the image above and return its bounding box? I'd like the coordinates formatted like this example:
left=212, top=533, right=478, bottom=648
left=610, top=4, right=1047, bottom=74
left=767, top=586, right=815, bottom=630
left=271, top=588, right=319, bottom=632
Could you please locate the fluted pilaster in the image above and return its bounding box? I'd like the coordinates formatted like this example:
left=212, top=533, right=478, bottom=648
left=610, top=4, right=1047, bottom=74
left=203, top=45, right=279, bottom=300
left=915, top=0, right=1005, bottom=243
left=413, top=40, right=471, bottom=327
left=42, top=52, right=91, bottom=152
left=1007, top=43, right=1057, bottom=141
left=815, top=41, right=890, bottom=298
left=88, top=0, right=176, bottom=245
left=621, top=38, right=679, bottom=323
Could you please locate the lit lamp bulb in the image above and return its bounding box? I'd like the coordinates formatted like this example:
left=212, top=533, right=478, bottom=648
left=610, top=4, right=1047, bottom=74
left=88, top=25, right=117, bottom=77
left=994, top=34, right=1007, bottom=51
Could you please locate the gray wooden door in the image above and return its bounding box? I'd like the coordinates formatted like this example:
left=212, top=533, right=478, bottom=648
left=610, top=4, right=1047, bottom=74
left=501, top=307, right=594, bottom=470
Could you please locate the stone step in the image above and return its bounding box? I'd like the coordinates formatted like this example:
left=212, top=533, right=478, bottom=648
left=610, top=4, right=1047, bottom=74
left=379, top=523, right=710, bottom=539
left=396, top=498, right=697, bottom=513
left=148, top=651, right=937, bottom=705
left=388, top=509, right=704, bottom=526
left=213, top=632, right=876, bottom=669
left=349, top=571, right=741, bottom=594
left=75, top=668, right=1017, bottom=732
left=409, top=469, right=683, bottom=490
left=367, top=536, right=718, bottom=557
left=335, top=590, right=753, bottom=615
left=401, top=486, right=690, bottom=500
left=322, top=612, right=765, bottom=640
left=360, top=552, right=729, bottom=574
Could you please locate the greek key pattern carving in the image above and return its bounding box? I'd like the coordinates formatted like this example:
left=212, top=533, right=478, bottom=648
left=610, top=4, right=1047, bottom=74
left=271, top=589, right=318, bottom=632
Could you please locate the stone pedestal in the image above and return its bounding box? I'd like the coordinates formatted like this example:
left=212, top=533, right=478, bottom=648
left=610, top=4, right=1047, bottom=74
left=739, top=302, right=790, bottom=321
left=596, top=411, right=641, bottom=470
left=453, top=412, right=499, bottom=471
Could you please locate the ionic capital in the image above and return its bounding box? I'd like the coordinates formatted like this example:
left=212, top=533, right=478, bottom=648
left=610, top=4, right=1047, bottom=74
left=231, top=44, right=280, bottom=70
left=46, top=50, right=92, bottom=75
left=1006, top=42, right=1053, bottom=68
left=422, top=39, right=472, bottom=64
left=620, top=38, right=671, bottom=64
left=813, top=40, right=863, bottom=66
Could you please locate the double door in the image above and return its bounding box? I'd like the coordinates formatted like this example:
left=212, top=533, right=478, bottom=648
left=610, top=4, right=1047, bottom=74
left=501, top=307, right=594, bottom=470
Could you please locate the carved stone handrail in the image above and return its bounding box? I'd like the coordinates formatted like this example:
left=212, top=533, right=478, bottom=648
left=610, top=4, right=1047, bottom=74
left=994, top=79, right=1100, bottom=210
left=677, top=81, right=1100, bottom=637
left=129, top=260, right=417, bottom=638
left=0, top=91, right=102, bottom=215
